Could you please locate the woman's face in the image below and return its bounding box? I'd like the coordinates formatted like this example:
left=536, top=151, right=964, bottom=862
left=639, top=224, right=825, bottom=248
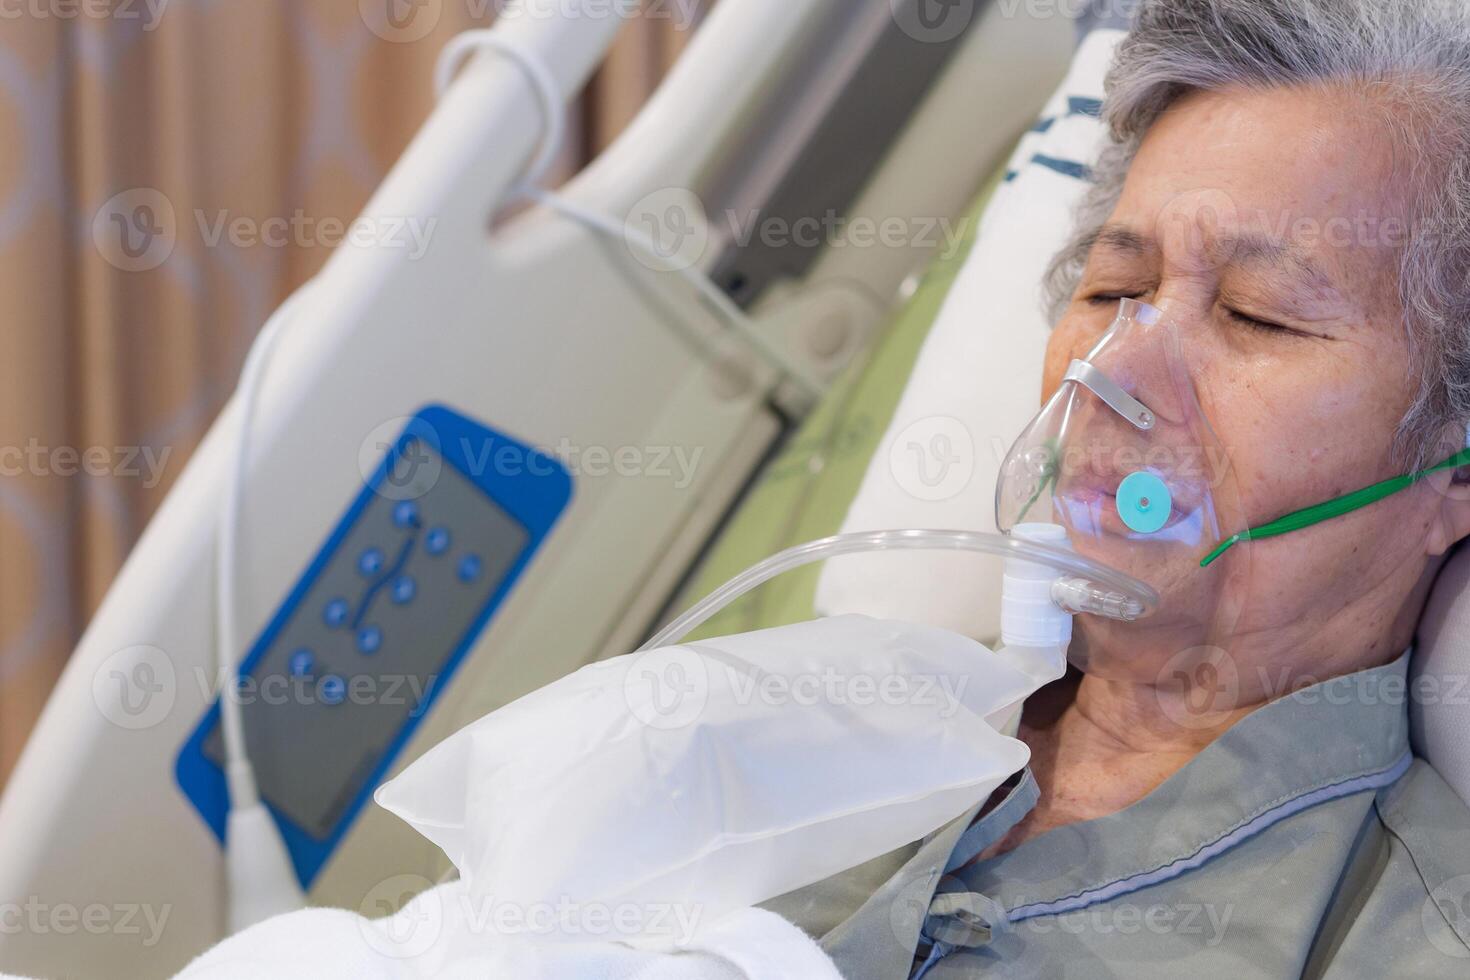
left=1048, top=84, right=1469, bottom=693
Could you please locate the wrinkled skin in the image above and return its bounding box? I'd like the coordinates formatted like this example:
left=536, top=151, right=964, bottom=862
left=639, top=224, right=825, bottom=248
left=984, top=83, right=1470, bottom=857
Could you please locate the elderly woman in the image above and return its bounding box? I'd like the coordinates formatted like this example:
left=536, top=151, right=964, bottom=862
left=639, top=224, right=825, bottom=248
left=766, top=0, right=1470, bottom=976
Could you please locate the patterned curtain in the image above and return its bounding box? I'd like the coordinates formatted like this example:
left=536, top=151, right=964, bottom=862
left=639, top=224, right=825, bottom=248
left=0, top=0, right=711, bottom=785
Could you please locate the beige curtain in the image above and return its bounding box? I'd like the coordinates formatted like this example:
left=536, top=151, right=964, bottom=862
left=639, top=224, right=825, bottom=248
left=0, top=0, right=712, bottom=785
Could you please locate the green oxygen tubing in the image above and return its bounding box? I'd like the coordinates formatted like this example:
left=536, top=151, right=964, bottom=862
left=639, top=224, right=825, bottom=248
left=1201, top=446, right=1470, bottom=568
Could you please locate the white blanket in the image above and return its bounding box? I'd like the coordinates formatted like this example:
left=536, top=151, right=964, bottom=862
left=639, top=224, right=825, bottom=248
left=170, top=880, right=840, bottom=980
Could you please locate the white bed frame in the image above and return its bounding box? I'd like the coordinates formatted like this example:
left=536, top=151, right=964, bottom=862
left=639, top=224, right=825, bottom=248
left=0, top=1, right=1073, bottom=975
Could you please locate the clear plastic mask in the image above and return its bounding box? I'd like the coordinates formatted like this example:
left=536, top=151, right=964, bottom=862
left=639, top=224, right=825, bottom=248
left=996, top=299, right=1250, bottom=645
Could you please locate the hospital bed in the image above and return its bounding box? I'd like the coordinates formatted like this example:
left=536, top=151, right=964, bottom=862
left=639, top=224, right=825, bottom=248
left=0, top=2, right=1076, bottom=976
left=8, top=3, right=1470, bottom=978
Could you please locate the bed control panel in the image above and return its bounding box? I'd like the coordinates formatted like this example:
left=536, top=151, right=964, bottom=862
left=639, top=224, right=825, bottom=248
left=176, top=405, right=573, bottom=887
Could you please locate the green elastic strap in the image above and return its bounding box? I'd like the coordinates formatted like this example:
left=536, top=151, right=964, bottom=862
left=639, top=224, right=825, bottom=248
left=1200, top=446, right=1470, bottom=567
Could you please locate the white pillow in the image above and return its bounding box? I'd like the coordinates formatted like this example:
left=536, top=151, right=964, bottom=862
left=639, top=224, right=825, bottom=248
left=1414, top=547, right=1470, bottom=807
left=815, top=31, right=1123, bottom=642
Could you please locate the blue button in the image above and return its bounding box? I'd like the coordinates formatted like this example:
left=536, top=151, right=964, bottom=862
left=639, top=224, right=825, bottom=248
left=323, top=598, right=350, bottom=629
left=391, top=576, right=416, bottom=605
left=357, top=625, right=383, bottom=655
left=392, top=501, right=419, bottom=528
left=358, top=548, right=385, bottom=576
left=458, top=554, right=482, bottom=583
left=319, top=675, right=346, bottom=706
left=288, top=649, right=315, bottom=678
left=1116, top=471, right=1173, bottom=535
left=425, top=527, right=451, bottom=556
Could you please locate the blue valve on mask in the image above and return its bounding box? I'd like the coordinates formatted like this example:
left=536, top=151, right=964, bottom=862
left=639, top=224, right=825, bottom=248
left=1116, top=471, right=1172, bottom=535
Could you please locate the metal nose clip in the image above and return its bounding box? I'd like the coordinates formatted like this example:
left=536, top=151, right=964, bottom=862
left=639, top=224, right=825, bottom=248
left=1064, top=360, right=1156, bottom=430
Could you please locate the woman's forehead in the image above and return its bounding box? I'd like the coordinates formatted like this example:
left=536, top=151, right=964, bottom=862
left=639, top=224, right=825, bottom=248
left=1112, top=85, right=1408, bottom=303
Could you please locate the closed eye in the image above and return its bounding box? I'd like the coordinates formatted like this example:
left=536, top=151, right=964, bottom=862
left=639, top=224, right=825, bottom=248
left=1224, top=306, right=1296, bottom=335
left=1085, top=291, right=1145, bottom=306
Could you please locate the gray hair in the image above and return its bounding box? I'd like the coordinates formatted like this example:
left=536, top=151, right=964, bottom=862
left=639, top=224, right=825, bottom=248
left=1044, top=0, right=1470, bottom=466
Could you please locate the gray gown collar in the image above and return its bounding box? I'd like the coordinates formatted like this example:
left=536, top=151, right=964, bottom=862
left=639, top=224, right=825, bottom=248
left=820, top=649, right=1415, bottom=977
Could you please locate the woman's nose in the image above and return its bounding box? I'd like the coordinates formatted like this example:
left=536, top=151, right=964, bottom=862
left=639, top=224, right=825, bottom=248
left=1147, top=287, right=1213, bottom=334
left=1089, top=316, right=1195, bottom=426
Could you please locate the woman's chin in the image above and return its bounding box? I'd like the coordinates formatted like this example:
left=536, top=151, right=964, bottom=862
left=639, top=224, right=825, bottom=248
left=1069, top=611, right=1217, bottom=681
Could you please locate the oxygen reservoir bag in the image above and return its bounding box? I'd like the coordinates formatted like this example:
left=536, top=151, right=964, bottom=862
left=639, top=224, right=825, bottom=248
left=375, top=615, right=1042, bottom=943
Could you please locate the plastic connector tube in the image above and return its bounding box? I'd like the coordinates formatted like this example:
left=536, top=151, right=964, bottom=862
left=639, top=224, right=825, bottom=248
left=641, top=527, right=1156, bottom=652
left=1002, top=524, right=1075, bottom=651
left=1050, top=577, right=1148, bottom=622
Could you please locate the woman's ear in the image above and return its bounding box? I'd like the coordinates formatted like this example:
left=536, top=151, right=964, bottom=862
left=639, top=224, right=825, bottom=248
left=1426, top=432, right=1470, bottom=557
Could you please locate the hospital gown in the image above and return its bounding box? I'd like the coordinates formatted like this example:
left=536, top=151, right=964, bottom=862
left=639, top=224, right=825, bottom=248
left=763, top=649, right=1470, bottom=978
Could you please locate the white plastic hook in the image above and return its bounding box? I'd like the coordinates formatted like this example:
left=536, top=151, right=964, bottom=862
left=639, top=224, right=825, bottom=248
left=435, top=30, right=568, bottom=194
